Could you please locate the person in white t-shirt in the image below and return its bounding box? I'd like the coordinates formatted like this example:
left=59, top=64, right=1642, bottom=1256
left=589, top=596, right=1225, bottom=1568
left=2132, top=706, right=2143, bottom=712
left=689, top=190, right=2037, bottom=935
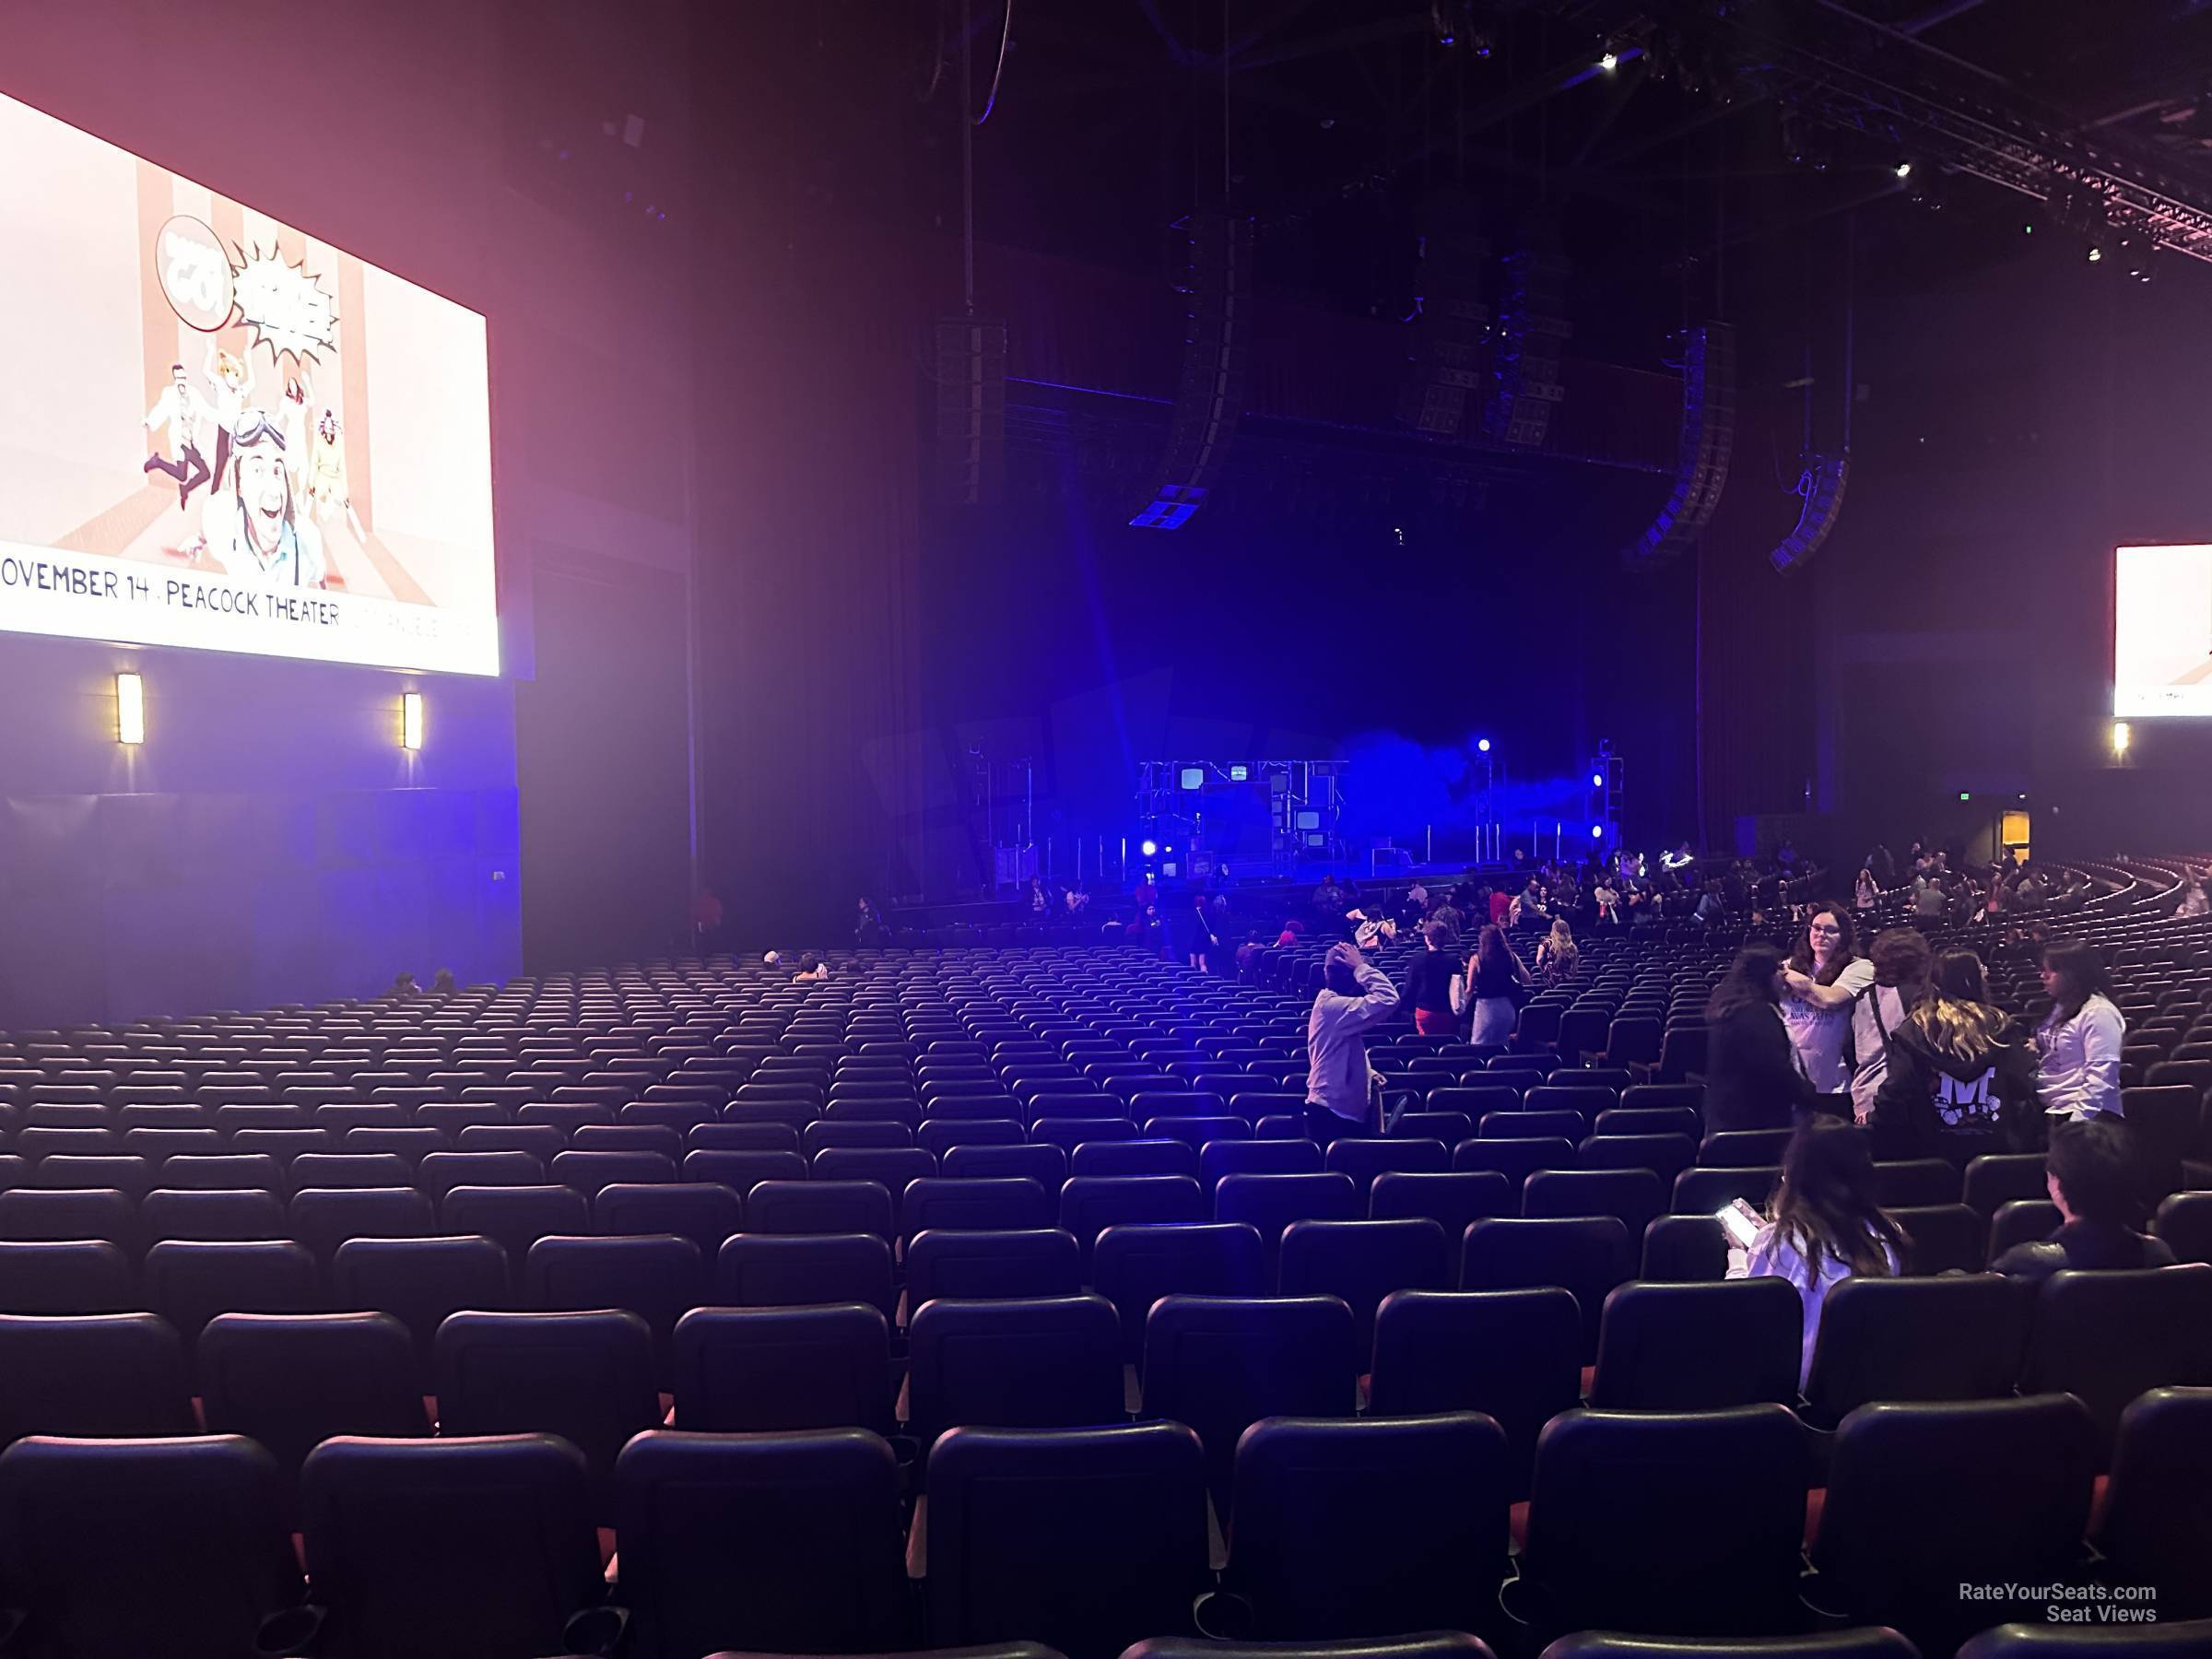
left=2034, top=940, right=2126, bottom=1122
left=1780, top=906, right=1876, bottom=1097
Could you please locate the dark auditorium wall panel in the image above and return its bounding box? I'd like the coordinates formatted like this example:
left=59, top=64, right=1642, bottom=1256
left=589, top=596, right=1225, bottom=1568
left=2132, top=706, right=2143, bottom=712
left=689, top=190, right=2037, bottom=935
left=0, top=634, right=520, bottom=1028
left=515, top=548, right=691, bottom=973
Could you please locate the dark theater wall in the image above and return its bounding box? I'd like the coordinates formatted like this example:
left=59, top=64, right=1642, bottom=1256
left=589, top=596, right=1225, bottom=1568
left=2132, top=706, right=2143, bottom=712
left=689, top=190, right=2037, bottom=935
left=0, top=0, right=700, bottom=1018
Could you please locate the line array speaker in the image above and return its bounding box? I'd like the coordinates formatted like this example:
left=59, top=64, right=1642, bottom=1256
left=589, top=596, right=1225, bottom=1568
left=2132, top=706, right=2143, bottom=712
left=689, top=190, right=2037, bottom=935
left=1131, top=211, right=1253, bottom=529
left=1769, top=453, right=1850, bottom=574
left=1621, top=322, right=1737, bottom=571
left=1483, top=220, right=1571, bottom=449
left=1396, top=193, right=1489, bottom=440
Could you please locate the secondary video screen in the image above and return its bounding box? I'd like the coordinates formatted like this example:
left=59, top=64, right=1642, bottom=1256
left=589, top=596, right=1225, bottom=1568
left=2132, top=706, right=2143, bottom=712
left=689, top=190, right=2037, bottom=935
left=2114, top=544, right=2212, bottom=717
left=0, top=92, right=498, bottom=676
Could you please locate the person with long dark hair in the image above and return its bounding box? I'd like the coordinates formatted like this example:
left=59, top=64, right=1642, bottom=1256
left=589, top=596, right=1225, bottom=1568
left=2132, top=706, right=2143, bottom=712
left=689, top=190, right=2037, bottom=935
left=1780, top=906, right=1875, bottom=1097
left=2035, top=940, right=2125, bottom=1122
left=1453, top=924, right=1529, bottom=1048
left=1726, top=1117, right=1908, bottom=1387
left=1703, top=943, right=1818, bottom=1133
left=1403, top=920, right=1461, bottom=1037
left=1869, top=948, right=2039, bottom=1164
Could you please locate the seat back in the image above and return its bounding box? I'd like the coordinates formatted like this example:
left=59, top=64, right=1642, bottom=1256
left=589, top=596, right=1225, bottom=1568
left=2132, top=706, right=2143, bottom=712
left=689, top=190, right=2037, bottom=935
left=1140, top=1293, right=1357, bottom=1510
left=331, top=1234, right=511, bottom=1381
left=906, top=1294, right=1123, bottom=1445
left=713, top=1231, right=897, bottom=1322
left=2021, top=1265, right=2212, bottom=1463
left=745, top=1179, right=896, bottom=1240
left=524, top=1233, right=706, bottom=1384
left=1524, top=1405, right=1810, bottom=1635
left=2154, top=1190, right=2212, bottom=1266
left=1590, top=1278, right=1802, bottom=1409
left=0, top=1313, right=194, bottom=1444
left=924, top=1422, right=1208, bottom=1658
left=1058, top=1176, right=1208, bottom=1265
left=593, top=1182, right=742, bottom=1258
left=431, top=1310, right=659, bottom=1516
left=907, top=1229, right=1081, bottom=1306
left=1886, top=1204, right=1988, bottom=1274
left=900, top=1177, right=1055, bottom=1241
left=288, top=1186, right=437, bottom=1261
left=300, top=1433, right=604, bottom=1659
left=0, top=1240, right=135, bottom=1313
left=144, top=1240, right=322, bottom=1361
left=1805, top=1274, right=2031, bottom=1427
left=1277, top=1218, right=1452, bottom=1347
left=671, top=1303, right=894, bottom=1433
left=0, top=1434, right=303, bottom=1659
left=1369, top=1288, right=1580, bottom=1500
left=1461, top=1217, right=1634, bottom=1361
left=1213, top=1172, right=1361, bottom=1274
left=613, top=1428, right=910, bottom=1658
left=2097, top=1386, right=2212, bottom=1619
left=199, top=1312, right=429, bottom=1492
left=1228, top=1412, right=1511, bottom=1640
left=1812, top=1394, right=2096, bottom=1646
left=1090, top=1221, right=1266, bottom=1361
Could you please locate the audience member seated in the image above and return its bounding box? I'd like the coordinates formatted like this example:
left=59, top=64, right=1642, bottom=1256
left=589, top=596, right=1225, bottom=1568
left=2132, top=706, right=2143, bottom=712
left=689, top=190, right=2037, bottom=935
left=1992, top=1119, right=2177, bottom=1283
left=1727, top=1117, right=1906, bottom=1387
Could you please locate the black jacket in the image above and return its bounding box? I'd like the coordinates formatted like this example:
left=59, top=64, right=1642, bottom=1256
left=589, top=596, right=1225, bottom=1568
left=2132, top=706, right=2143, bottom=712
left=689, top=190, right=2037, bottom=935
left=1704, top=1003, right=1817, bottom=1134
left=1992, top=1219, right=2178, bottom=1283
left=1869, top=1005, right=2041, bottom=1158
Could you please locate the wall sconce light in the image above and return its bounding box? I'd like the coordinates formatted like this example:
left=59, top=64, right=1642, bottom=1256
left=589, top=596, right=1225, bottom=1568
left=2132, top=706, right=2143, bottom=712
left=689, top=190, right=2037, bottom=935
left=116, top=673, right=144, bottom=745
left=402, top=691, right=424, bottom=752
left=2111, top=720, right=2131, bottom=760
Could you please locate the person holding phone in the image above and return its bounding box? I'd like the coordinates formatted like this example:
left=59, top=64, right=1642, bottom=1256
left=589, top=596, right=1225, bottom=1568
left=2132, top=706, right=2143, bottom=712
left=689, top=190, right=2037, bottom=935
left=1725, top=1118, right=1907, bottom=1387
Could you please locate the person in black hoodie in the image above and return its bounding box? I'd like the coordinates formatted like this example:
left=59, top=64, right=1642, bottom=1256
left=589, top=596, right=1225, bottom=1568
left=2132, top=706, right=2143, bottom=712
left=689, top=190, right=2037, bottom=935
left=1867, top=948, right=2041, bottom=1167
left=1992, top=1119, right=2176, bottom=1283
left=1703, top=943, right=1818, bottom=1134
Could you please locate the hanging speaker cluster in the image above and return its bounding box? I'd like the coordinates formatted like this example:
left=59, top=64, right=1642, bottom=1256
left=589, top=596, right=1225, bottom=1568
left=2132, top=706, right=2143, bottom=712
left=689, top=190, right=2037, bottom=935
left=1768, top=453, right=1850, bottom=574
left=1621, top=322, right=1736, bottom=571
left=1130, top=211, right=1253, bottom=529
left=1483, top=218, right=1571, bottom=449
left=1396, top=192, right=1489, bottom=441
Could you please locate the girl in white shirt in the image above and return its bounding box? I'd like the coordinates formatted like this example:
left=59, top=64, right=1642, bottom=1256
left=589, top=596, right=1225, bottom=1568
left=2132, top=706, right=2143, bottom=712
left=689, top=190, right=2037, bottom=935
left=1780, top=907, right=1877, bottom=1096
left=1726, top=1117, right=1907, bottom=1387
left=2034, top=940, right=2126, bottom=1122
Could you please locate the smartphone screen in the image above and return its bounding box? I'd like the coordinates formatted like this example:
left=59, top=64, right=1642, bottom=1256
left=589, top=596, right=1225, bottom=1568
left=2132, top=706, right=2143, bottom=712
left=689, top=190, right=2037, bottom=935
left=1716, top=1198, right=1762, bottom=1249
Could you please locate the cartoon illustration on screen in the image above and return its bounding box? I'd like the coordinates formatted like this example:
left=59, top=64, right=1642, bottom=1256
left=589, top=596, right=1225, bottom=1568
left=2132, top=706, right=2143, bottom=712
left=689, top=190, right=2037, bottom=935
left=279, top=374, right=312, bottom=488
left=204, top=344, right=254, bottom=489
left=213, top=411, right=325, bottom=588
left=142, top=361, right=217, bottom=530
left=307, top=406, right=369, bottom=545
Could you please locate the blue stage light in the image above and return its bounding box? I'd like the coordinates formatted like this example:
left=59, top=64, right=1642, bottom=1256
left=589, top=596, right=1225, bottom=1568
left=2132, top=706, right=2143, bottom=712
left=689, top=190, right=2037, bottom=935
left=1591, top=771, right=1604, bottom=789
left=1477, top=738, right=1491, bottom=753
left=1140, top=839, right=1159, bottom=858
left=1591, top=824, right=1605, bottom=839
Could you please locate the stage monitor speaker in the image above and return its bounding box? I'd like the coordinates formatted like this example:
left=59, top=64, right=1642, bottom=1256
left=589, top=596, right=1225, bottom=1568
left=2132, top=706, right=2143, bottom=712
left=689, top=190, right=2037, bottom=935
left=1621, top=322, right=1736, bottom=571
left=935, top=316, right=1006, bottom=506
left=1131, top=211, right=1253, bottom=528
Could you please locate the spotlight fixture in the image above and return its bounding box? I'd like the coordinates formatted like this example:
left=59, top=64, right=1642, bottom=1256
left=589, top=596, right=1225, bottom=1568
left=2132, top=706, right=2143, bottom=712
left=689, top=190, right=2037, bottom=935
left=1140, top=839, right=1159, bottom=858
left=2112, top=721, right=2132, bottom=759
left=1477, top=738, right=1492, bottom=754
left=401, top=691, right=424, bottom=752
left=1591, top=824, right=1605, bottom=840
left=2087, top=245, right=2103, bottom=263
left=1599, top=49, right=1620, bottom=71
left=115, top=672, right=144, bottom=746
left=1591, top=773, right=1605, bottom=790
left=1893, top=159, right=1912, bottom=179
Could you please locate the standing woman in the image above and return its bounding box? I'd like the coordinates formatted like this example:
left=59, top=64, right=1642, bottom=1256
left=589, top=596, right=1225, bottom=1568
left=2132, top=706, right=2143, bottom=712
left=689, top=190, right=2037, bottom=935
left=1780, top=908, right=1876, bottom=1099
left=1705, top=944, right=1818, bottom=1133
left=1854, top=867, right=1880, bottom=916
left=1870, top=948, right=2040, bottom=1165
left=1535, top=918, right=1580, bottom=987
left=1453, top=924, right=1530, bottom=1049
left=2035, top=940, right=2126, bottom=1123
left=1404, top=920, right=1462, bottom=1037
